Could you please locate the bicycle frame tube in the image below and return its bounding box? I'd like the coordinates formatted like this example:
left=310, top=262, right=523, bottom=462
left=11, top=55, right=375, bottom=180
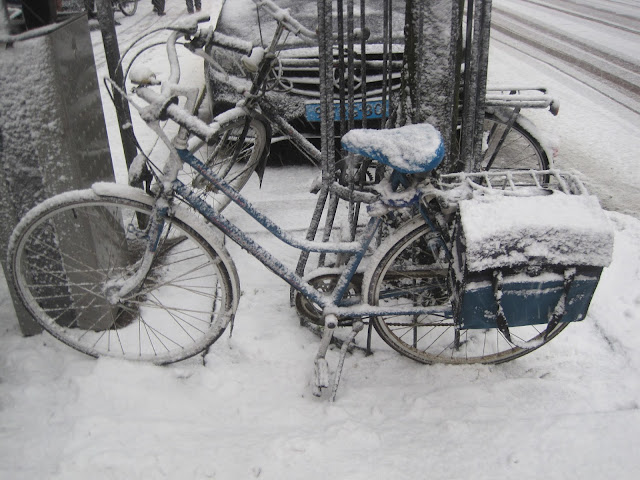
left=172, top=149, right=450, bottom=319
left=176, top=148, right=371, bottom=309
left=258, top=100, right=323, bottom=166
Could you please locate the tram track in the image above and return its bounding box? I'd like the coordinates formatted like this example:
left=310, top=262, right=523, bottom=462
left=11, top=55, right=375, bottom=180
left=491, top=0, right=640, bottom=115
left=514, top=0, right=640, bottom=34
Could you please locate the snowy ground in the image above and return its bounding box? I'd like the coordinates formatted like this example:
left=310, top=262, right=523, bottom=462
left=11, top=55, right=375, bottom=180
left=1, top=1, right=640, bottom=479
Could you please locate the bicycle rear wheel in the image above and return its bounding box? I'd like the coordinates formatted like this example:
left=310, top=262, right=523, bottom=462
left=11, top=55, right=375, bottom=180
left=181, top=117, right=268, bottom=212
left=8, top=189, right=237, bottom=364
left=365, top=217, right=569, bottom=364
left=118, top=0, right=137, bottom=16
left=481, top=112, right=550, bottom=172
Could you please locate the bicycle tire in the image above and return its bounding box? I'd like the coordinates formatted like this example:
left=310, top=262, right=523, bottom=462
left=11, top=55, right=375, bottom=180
left=8, top=188, right=239, bottom=364
left=182, top=117, right=268, bottom=212
left=118, top=0, right=138, bottom=16
left=482, top=111, right=550, bottom=172
left=364, top=217, right=569, bottom=365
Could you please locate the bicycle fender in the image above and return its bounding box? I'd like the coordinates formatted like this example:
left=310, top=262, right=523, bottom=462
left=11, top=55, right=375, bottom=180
left=210, top=110, right=272, bottom=186
left=249, top=111, right=272, bottom=185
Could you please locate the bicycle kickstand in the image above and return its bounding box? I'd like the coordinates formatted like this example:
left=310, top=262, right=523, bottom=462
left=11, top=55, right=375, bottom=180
left=312, top=315, right=364, bottom=401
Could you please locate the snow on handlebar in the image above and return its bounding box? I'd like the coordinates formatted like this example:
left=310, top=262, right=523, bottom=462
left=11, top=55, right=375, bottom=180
left=134, top=86, right=248, bottom=145
left=163, top=15, right=218, bottom=85
left=210, top=32, right=253, bottom=55
left=169, top=14, right=211, bottom=34
left=252, top=0, right=317, bottom=40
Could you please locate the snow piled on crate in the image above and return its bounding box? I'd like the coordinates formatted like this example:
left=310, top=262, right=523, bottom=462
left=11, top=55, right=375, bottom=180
left=460, top=192, right=614, bottom=271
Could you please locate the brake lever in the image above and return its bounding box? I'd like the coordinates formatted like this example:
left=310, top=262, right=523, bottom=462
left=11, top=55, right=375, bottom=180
left=185, top=29, right=211, bottom=51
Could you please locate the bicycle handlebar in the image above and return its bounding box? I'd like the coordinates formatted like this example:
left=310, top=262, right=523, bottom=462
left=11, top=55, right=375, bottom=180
left=252, top=0, right=317, bottom=40
left=126, top=2, right=317, bottom=142
left=162, top=15, right=213, bottom=88
left=135, top=86, right=247, bottom=145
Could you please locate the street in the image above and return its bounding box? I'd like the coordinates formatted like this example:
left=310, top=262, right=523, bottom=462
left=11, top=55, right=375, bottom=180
left=489, top=0, right=640, bottom=218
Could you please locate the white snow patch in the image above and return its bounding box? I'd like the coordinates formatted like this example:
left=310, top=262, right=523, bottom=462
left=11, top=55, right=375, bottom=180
left=460, top=192, right=614, bottom=271
left=342, top=123, right=445, bottom=173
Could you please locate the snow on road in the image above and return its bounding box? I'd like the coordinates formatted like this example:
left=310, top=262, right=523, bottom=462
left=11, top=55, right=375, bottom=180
left=1, top=1, right=640, bottom=479
left=489, top=0, right=640, bottom=219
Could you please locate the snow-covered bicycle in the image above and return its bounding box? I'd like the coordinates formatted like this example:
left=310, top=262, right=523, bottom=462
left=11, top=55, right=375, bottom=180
left=6, top=7, right=611, bottom=400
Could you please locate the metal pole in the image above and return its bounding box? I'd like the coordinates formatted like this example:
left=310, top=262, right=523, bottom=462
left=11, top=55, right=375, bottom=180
left=317, top=0, right=338, bottom=267
left=293, top=0, right=335, bottom=289
left=460, top=0, right=492, bottom=172
left=400, top=0, right=461, bottom=173
left=95, top=0, right=137, bottom=170
left=0, top=0, right=9, bottom=37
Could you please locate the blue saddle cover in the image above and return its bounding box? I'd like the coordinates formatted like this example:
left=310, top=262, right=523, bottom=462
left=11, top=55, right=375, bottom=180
left=341, top=123, right=445, bottom=174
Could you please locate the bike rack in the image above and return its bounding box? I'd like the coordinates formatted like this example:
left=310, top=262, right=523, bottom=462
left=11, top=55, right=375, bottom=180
left=295, top=1, right=495, bottom=276
left=291, top=1, right=501, bottom=359
left=288, top=2, right=561, bottom=363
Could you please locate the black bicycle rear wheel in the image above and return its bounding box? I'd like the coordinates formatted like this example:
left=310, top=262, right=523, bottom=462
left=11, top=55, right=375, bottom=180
left=482, top=112, right=550, bottom=172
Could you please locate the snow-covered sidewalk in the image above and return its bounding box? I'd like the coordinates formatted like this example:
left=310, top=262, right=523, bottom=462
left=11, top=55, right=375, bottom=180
left=1, top=2, right=640, bottom=478
left=2, top=169, right=639, bottom=479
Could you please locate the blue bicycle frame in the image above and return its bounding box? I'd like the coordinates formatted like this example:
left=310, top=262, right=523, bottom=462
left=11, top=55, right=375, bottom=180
left=165, top=148, right=451, bottom=320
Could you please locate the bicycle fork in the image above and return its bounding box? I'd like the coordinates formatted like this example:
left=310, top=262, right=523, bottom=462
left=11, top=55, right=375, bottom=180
left=104, top=199, right=169, bottom=304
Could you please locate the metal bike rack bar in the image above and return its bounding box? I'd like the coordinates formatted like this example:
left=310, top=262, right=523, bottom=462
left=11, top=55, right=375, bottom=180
left=292, top=0, right=336, bottom=289
left=295, top=0, right=494, bottom=289
left=459, top=0, right=493, bottom=172
left=295, top=0, right=400, bottom=278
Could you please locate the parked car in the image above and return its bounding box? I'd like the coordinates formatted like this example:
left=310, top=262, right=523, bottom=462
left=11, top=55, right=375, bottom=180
left=206, top=0, right=554, bottom=172
left=207, top=0, right=406, bottom=165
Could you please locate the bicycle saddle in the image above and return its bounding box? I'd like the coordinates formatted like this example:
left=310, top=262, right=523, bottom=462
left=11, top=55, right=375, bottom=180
left=341, top=123, right=445, bottom=174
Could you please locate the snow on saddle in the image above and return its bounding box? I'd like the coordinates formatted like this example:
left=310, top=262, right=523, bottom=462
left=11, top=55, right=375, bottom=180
left=341, top=123, right=445, bottom=174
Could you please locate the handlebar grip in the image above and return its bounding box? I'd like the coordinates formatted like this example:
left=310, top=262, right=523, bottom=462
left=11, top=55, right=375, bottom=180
left=171, top=14, right=211, bottom=34
left=252, top=0, right=317, bottom=40
left=241, top=47, right=265, bottom=73
left=210, top=31, right=253, bottom=54
left=129, top=66, right=159, bottom=86
left=136, top=87, right=221, bottom=143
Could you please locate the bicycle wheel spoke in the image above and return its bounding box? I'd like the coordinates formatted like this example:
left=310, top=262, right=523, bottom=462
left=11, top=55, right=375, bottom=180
left=10, top=192, right=235, bottom=364
left=369, top=220, right=567, bottom=364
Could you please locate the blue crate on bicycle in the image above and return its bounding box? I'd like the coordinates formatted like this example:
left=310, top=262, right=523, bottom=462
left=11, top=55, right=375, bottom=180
left=449, top=191, right=614, bottom=331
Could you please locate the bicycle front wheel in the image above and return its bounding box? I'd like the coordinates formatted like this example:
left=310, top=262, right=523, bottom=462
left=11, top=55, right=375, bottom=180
left=365, top=218, right=569, bottom=364
left=182, top=117, right=268, bottom=212
left=8, top=189, right=237, bottom=364
left=118, top=0, right=138, bottom=16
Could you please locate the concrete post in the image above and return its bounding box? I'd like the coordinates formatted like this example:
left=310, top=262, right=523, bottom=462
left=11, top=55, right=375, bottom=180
left=0, top=13, right=116, bottom=335
left=400, top=0, right=492, bottom=174
left=399, top=0, right=462, bottom=173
